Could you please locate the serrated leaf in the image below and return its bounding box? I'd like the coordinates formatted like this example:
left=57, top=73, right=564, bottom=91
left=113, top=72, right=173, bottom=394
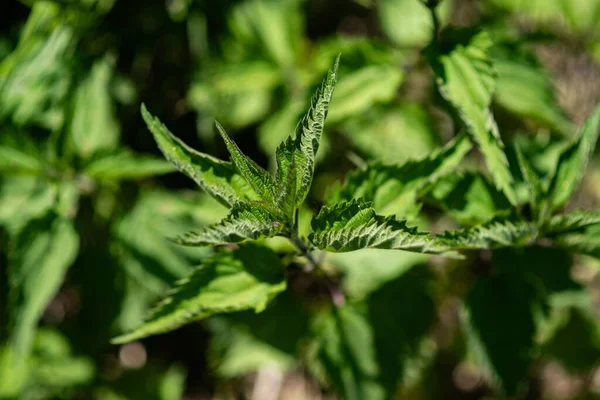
left=465, top=273, right=543, bottom=395
left=69, top=56, right=120, bottom=159
left=430, top=30, right=517, bottom=205
left=329, top=134, right=472, bottom=216
left=309, top=199, right=452, bottom=255
left=216, top=121, right=278, bottom=204
left=555, top=231, right=600, bottom=259
left=274, top=55, right=339, bottom=211
left=515, top=143, right=543, bottom=215
left=141, top=104, right=257, bottom=206
left=111, top=243, right=286, bottom=343
left=547, top=104, right=600, bottom=211
left=439, top=219, right=537, bottom=249
left=83, top=150, right=175, bottom=180
left=9, top=214, right=79, bottom=358
left=427, top=171, right=512, bottom=225
left=172, top=202, right=285, bottom=247
left=314, top=306, right=385, bottom=400
left=545, top=210, right=600, bottom=236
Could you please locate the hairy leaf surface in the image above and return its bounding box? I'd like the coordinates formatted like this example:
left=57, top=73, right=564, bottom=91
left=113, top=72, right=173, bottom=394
left=172, top=203, right=284, bottom=247
left=142, top=104, right=257, bottom=206
left=545, top=210, right=600, bottom=236
left=439, top=219, right=537, bottom=249
left=112, top=244, right=286, bottom=344
left=310, top=199, right=451, bottom=254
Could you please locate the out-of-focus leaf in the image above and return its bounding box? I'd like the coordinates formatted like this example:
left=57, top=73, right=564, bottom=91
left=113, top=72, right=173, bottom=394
left=327, top=249, right=427, bottom=299
left=83, top=150, right=175, bottom=180
left=327, top=64, right=403, bottom=124
left=69, top=56, right=120, bottom=159
left=493, top=47, right=571, bottom=134
left=430, top=30, right=517, bottom=205
left=142, top=104, right=258, bottom=207
left=515, top=143, right=543, bottom=216
left=465, top=273, right=543, bottom=395
left=544, top=307, right=600, bottom=373
left=555, top=229, right=600, bottom=259
left=0, top=133, right=44, bottom=175
left=208, top=291, right=308, bottom=377
left=547, top=104, right=600, bottom=211
left=112, top=243, right=286, bottom=343
left=228, top=0, right=303, bottom=66
left=313, top=305, right=385, bottom=400
left=341, top=103, right=437, bottom=164
left=329, top=135, right=472, bottom=217
left=0, top=2, right=76, bottom=130
left=439, top=219, right=537, bottom=249
left=310, top=199, right=453, bottom=255
left=545, top=210, right=600, bottom=235
left=428, top=172, right=512, bottom=225
left=0, top=177, right=57, bottom=234
left=378, top=0, right=453, bottom=47
left=9, top=214, right=79, bottom=358
left=158, top=365, right=186, bottom=400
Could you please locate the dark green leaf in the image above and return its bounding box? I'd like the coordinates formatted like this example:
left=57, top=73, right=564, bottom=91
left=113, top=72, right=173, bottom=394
left=439, top=219, right=537, bottom=249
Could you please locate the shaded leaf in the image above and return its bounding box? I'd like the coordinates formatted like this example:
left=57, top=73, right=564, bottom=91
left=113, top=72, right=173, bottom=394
left=112, top=243, right=286, bottom=343
left=0, top=134, right=44, bottom=175
left=83, top=150, right=175, bottom=180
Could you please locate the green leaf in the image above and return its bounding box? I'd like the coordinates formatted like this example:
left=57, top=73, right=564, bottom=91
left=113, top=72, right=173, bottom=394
left=547, top=104, right=600, bottom=211
left=111, top=243, right=286, bottom=343
left=216, top=121, right=278, bottom=205
left=545, top=210, right=600, bottom=236
left=0, top=2, right=75, bottom=130
left=0, top=177, right=57, bottom=234
left=274, top=55, right=339, bottom=211
left=69, top=56, right=120, bottom=159
left=314, top=306, right=385, bottom=400
left=555, top=231, right=600, bottom=259
left=439, top=219, right=537, bottom=249
left=141, top=104, right=257, bottom=206
left=0, top=134, right=44, bottom=175
left=329, top=134, right=472, bottom=216
left=430, top=30, right=517, bottom=205
left=83, top=150, right=175, bottom=180
left=465, top=273, right=543, bottom=395
left=309, top=199, right=452, bottom=255
left=493, top=47, right=571, bottom=134
left=172, top=202, right=285, bottom=247
left=427, top=171, right=512, bottom=225
left=9, top=214, right=79, bottom=358
left=515, top=143, right=543, bottom=215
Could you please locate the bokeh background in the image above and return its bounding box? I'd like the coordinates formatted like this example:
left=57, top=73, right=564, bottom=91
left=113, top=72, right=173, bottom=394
left=2, top=0, right=600, bottom=399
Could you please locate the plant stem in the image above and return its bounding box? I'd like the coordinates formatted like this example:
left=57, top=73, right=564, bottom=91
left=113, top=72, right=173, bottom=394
left=426, top=0, right=441, bottom=44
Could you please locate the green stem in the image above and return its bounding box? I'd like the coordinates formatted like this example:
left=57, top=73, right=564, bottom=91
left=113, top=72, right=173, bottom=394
left=426, top=0, right=441, bottom=44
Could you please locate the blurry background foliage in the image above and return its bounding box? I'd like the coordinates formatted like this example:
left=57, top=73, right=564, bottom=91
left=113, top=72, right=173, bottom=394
left=1, top=0, right=600, bottom=399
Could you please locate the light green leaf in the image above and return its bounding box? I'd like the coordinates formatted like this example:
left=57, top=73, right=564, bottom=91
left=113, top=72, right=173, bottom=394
left=69, top=56, right=120, bottom=159
left=515, top=143, right=542, bottom=214
left=111, top=243, right=286, bottom=343
left=545, top=210, right=600, bottom=236
left=9, top=214, right=79, bottom=358
left=314, top=306, right=385, bottom=400
left=555, top=232, right=600, bottom=259
left=83, top=150, right=175, bottom=180
left=0, top=177, right=57, bottom=234
left=141, top=104, right=257, bottom=206
left=430, top=30, right=517, bottom=205
left=216, top=121, right=278, bottom=205
left=439, top=219, right=538, bottom=249
left=329, top=134, right=472, bottom=216
left=274, top=55, right=339, bottom=211
left=172, top=202, right=285, bottom=247
left=547, top=104, right=600, bottom=211
left=309, top=199, right=452, bottom=255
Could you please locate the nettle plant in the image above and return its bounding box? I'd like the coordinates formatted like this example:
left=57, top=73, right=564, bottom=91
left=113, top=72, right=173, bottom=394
left=114, top=33, right=600, bottom=397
